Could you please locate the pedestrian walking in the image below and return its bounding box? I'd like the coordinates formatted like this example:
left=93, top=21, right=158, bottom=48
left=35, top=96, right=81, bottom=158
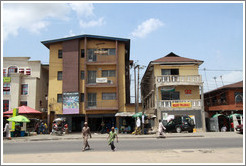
left=107, top=127, right=118, bottom=151
left=158, top=119, right=166, bottom=138
left=82, top=122, right=92, bottom=151
left=4, top=122, right=11, bottom=139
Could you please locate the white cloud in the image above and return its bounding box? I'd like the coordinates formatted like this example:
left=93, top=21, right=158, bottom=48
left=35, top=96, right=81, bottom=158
left=131, top=18, right=164, bottom=38
left=69, top=3, right=94, bottom=17
left=3, top=3, right=70, bottom=41
left=79, top=17, right=105, bottom=28
left=3, top=3, right=102, bottom=41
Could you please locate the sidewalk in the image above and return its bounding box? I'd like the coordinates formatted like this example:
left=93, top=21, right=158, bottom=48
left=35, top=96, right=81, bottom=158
left=3, top=131, right=243, bottom=142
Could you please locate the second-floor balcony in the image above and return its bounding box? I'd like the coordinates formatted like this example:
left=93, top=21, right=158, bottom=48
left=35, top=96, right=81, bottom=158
left=157, top=99, right=201, bottom=110
left=156, top=75, right=202, bottom=86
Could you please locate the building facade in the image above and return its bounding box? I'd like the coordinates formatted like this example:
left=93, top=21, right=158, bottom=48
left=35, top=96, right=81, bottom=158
left=204, top=81, right=243, bottom=117
left=141, top=52, right=205, bottom=131
left=3, top=57, right=48, bottom=115
left=41, top=34, right=133, bottom=132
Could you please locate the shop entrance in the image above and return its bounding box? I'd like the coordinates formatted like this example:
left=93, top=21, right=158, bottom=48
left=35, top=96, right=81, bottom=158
left=88, top=117, right=116, bottom=133
left=72, top=117, right=85, bottom=132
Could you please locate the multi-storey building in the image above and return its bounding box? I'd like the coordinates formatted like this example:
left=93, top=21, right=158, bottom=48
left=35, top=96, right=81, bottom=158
left=41, top=34, right=133, bottom=132
left=141, top=52, right=205, bottom=131
left=3, top=57, right=48, bottom=114
left=204, top=81, right=243, bottom=117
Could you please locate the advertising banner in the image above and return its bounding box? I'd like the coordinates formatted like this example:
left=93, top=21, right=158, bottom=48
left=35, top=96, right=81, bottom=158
left=3, top=77, right=11, bottom=83
left=63, top=92, right=79, bottom=114
left=171, top=102, right=191, bottom=108
left=96, top=78, right=107, bottom=83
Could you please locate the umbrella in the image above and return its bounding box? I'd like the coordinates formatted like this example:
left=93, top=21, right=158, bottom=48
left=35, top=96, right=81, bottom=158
left=132, top=112, right=147, bottom=118
left=228, top=114, right=243, bottom=119
left=53, top=118, right=65, bottom=122
left=7, top=115, right=30, bottom=123
left=212, top=113, right=225, bottom=118
left=3, top=106, right=42, bottom=115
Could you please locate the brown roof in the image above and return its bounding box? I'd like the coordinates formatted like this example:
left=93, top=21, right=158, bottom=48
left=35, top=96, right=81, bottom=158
left=219, top=81, right=243, bottom=89
left=152, top=52, right=203, bottom=63
left=205, top=81, right=243, bottom=94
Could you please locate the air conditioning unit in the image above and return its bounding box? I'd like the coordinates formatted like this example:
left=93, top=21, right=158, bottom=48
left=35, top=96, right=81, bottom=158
left=107, top=80, right=113, bottom=84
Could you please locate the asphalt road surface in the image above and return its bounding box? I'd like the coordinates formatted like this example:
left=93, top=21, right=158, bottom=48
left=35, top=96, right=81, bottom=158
left=3, top=137, right=243, bottom=154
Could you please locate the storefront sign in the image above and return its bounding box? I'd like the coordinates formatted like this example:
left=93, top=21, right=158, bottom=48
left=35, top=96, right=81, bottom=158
left=3, top=77, right=11, bottom=83
left=63, top=92, right=79, bottom=114
left=185, top=89, right=192, bottom=94
left=96, top=78, right=107, bottom=83
left=171, top=102, right=191, bottom=108
left=94, top=50, right=108, bottom=55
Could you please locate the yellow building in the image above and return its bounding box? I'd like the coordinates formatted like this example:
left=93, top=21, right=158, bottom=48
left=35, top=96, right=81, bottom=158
left=141, top=52, right=206, bottom=131
left=41, top=34, right=134, bottom=132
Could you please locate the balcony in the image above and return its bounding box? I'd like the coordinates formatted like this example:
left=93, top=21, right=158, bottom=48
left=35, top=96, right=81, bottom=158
left=86, top=78, right=116, bottom=87
left=157, top=99, right=201, bottom=110
left=85, top=100, right=118, bottom=111
left=156, top=75, right=202, bottom=86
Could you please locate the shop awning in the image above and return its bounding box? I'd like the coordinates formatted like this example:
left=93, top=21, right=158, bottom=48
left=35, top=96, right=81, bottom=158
left=3, top=106, right=42, bottom=115
left=115, top=112, right=135, bottom=117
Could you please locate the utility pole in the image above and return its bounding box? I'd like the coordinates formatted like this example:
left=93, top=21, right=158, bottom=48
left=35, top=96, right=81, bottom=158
left=134, top=64, right=139, bottom=113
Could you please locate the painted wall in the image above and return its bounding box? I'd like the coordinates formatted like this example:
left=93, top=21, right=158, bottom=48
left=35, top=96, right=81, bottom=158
left=154, top=64, right=199, bottom=76
left=48, top=43, right=63, bottom=115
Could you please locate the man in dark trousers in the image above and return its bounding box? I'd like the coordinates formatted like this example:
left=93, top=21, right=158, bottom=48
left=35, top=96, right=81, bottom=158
left=82, top=122, right=92, bottom=151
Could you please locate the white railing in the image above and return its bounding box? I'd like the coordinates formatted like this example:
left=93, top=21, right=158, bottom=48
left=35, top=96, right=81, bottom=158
left=158, top=100, right=201, bottom=109
left=156, top=75, right=202, bottom=85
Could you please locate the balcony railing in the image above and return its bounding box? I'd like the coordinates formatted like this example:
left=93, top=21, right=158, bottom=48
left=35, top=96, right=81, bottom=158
left=85, top=100, right=118, bottom=110
left=157, top=99, right=201, bottom=110
left=156, top=75, right=202, bottom=86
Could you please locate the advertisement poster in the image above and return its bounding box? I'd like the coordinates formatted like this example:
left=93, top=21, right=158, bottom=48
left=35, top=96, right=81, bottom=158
left=63, top=92, right=79, bottom=114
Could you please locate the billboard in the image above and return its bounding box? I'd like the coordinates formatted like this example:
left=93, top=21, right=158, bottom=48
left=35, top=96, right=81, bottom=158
left=171, top=102, right=191, bottom=108
left=63, top=92, right=79, bottom=114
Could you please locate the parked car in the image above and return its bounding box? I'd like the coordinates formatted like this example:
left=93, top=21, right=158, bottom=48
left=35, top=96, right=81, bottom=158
left=164, top=116, right=195, bottom=133
left=236, top=124, right=243, bottom=134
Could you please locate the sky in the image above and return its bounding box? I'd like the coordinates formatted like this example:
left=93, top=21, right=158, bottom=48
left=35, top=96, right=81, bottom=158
left=2, top=1, right=244, bottom=100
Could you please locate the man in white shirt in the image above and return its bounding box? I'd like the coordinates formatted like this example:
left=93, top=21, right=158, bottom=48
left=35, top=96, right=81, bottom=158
left=158, top=119, right=166, bottom=138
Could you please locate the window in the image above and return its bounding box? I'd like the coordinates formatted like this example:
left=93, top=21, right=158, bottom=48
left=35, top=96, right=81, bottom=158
left=220, top=93, right=227, bottom=105
left=58, top=50, right=62, bottom=58
left=3, top=69, right=7, bottom=77
left=26, top=68, right=31, bottom=75
left=57, top=94, right=62, bottom=103
left=102, top=70, right=116, bottom=77
left=3, top=100, right=9, bottom=112
left=161, top=69, right=179, bottom=75
left=81, top=49, right=85, bottom=58
left=235, top=92, right=243, bottom=103
left=21, top=84, right=28, bottom=95
left=81, top=71, right=84, bottom=80
left=80, top=93, right=84, bottom=102
left=19, top=68, right=25, bottom=74
left=3, top=83, right=10, bottom=95
left=20, top=101, right=27, bottom=106
left=8, top=66, right=18, bottom=76
left=57, top=71, right=62, bottom=80
left=102, top=93, right=116, bottom=100
left=108, top=48, right=116, bottom=55
left=161, top=91, right=180, bottom=100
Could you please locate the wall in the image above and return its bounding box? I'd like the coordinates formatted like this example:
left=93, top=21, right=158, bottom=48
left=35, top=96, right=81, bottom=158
left=154, top=64, right=199, bottom=76
left=48, top=43, right=63, bottom=114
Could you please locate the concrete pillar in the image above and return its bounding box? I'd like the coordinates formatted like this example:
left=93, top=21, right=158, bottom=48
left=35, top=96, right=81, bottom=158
left=200, top=85, right=206, bottom=132
left=10, top=73, right=22, bottom=109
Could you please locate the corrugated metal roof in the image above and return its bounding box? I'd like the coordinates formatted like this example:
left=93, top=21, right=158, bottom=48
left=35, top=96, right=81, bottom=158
left=204, top=81, right=243, bottom=94
left=152, top=52, right=203, bottom=63
left=41, top=34, right=130, bottom=48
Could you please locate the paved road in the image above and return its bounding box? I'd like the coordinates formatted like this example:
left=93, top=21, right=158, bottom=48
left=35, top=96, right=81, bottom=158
left=3, top=137, right=243, bottom=154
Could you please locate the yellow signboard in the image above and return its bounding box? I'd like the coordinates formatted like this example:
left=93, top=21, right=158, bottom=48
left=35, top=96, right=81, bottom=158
left=3, top=77, right=11, bottom=83
left=171, top=102, right=191, bottom=108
